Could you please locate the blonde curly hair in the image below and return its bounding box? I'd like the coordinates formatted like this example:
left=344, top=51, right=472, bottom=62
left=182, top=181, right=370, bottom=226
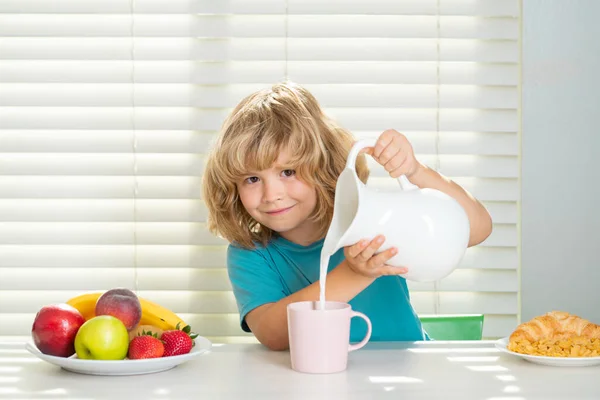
left=202, top=82, right=369, bottom=249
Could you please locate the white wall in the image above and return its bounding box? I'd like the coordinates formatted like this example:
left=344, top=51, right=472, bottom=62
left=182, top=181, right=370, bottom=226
left=522, top=0, right=600, bottom=322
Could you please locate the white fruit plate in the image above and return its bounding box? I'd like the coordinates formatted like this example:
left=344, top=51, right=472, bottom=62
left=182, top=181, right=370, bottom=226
left=25, top=336, right=212, bottom=376
left=495, top=337, right=600, bottom=367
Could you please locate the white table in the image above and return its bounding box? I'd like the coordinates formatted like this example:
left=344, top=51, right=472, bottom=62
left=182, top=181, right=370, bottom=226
left=1, top=337, right=599, bottom=399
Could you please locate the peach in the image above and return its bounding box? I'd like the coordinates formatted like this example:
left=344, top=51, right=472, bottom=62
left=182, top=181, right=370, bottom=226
left=95, top=288, right=141, bottom=331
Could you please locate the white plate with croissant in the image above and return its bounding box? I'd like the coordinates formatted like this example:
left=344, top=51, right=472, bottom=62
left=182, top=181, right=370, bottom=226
left=495, top=311, right=600, bottom=367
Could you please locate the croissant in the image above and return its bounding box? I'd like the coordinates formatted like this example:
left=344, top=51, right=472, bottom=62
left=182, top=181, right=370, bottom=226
left=509, top=311, right=600, bottom=343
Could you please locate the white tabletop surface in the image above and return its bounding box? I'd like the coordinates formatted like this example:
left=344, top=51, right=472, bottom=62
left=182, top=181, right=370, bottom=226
left=2, top=337, right=599, bottom=400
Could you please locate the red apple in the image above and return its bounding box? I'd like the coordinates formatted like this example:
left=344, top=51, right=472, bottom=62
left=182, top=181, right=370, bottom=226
left=95, top=288, right=141, bottom=331
left=31, top=303, right=85, bottom=357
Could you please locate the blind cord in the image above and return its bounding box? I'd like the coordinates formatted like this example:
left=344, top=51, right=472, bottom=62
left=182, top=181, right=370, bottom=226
left=284, top=0, right=289, bottom=81
left=130, top=0, right=139, bottom=294
left=433, top=0, right=442, bottom=315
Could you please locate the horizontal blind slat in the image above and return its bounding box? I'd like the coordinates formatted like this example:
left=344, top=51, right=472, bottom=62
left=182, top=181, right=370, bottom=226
left=367, top=156, right=519, bottom=178
left=0, top=176, right=200, bottom=199
left=0, top=245, right=513, bottom=270
left=0, top=154, right=206, bottom=176
left=0, top=130, right=518, bottom=156
left=0, top=222, right=520, bottom=247
left=482, top=202, right=517, bottom=224
left=407, top=269, right=517, bottom=292
left=0, top=177, right=519, bottom=200
left=0, top=38, right=518, bottom=62
left=0, top=83, right=519, bottom=109
left=328, top=109, right=519, bottom=132
left=401, top=292, right=518, bottom=315
left=0, top=176, right=518, bottom=201
left=290, top=16, right=518, bottom=39
left=290, top=39, right=518, bottom=62
left=451, top=178, right=518, bottom=202
left=0, top=61, right=519, bottom=85
left=0, top=0, right=282, bottom=15
left=2, top=268, right=517, bottom=293
left=0, top=199, right=516, bottom=224
left=0, top=222, right=228, bottom=245
left=0, top=15, right=518, bottom=39
left=0, top=130, right=217, bottom=153
left=0, top=199, right=208, bottom=222
left=0, top=245, right=227, bottom=268
left=0, top=15, right=286, bottom=38
left=292, top=62, right=520, bottom=85
left=290, top=0, right=519, bottom=17
left=481, top=315, right=518, bottom=339
left=438, top=269, right=517, bottom=292
left=0, top=0, right=520, bottom=17
left=458, top=247, right=517, bottom=270
left=0, top=107, right=518, bottom=132
left=0, top=154, right=517, bottom=178
left=479, top=224, right=517, bottom=247
left=0, top=269, right=228, bottom=292
left=0, top=107, right=230, bottom=130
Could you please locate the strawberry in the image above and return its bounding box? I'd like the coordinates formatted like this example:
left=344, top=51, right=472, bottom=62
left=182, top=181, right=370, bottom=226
left=128, top=335, right=164, bottom=360
left=161, top=323, right=198, bottom=357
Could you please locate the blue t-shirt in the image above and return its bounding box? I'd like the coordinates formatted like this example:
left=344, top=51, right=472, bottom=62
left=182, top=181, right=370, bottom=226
left=227, top=236, right=428, bottom=342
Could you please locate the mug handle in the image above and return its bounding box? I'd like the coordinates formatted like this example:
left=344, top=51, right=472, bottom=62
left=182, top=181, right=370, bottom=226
left=346, top=139, right=418, bottom=191
left=348, top=311, right=372, bottom=352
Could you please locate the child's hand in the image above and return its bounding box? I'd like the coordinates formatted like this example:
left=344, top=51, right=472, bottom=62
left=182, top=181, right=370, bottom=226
left=361, top=129, right=422, bottom=178
left=343, top=235, right=408, bottom=278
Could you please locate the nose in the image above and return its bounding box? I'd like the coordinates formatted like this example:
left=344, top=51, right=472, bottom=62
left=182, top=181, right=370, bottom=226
left=262, top=179, right=284, bottom=203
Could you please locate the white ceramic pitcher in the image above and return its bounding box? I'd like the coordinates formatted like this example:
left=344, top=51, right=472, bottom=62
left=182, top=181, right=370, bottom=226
left=322, top=139, right=470, bottom=282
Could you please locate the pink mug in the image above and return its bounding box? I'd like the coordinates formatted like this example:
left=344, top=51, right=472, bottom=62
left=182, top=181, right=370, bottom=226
left=287, top=301, right=372, bottom=374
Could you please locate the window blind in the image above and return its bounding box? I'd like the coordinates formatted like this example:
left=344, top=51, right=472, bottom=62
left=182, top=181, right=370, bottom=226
left=0, top=0, right=520, bottom=341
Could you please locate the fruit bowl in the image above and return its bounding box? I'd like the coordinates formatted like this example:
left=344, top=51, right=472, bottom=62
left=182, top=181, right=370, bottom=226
left=25, top=336, right=212, bottom=376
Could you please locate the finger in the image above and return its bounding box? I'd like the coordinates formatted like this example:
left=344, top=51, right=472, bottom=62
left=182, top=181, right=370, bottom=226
left=375, top=264, right=409, bottom=276
left=376, top=135, right=402, bottom=165
left=389, top=156, right=418, bottom=178
left=383, top=152, right=406, bottom=173
left=373, top=130, right=396, bottom=159
left=359, top=147, right=374, bottom=155
left=345, top=239, right=369, bottom=259
left=366, top=246, right=398, bottom=269
left=357, top=235, right=385, bottom=261
left=388, top=156, right=410, bottom=178
left=377, top=147, right=398, bottom=166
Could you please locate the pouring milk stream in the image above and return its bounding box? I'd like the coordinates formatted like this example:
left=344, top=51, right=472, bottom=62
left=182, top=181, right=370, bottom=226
left=318, top=139, right=471, bottom=309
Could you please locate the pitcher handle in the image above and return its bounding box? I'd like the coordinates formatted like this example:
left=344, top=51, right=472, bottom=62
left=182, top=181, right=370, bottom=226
left=347, top=139, right=418, bottom=191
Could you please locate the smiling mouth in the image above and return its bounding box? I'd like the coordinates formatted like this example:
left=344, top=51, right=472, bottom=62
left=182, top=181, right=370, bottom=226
left=265, top=206, right=294, bottom=215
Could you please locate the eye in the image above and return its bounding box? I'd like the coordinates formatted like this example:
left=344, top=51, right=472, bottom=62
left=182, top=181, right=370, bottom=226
left=244, top=176, right=260, bottom=184
left=282, top=169, right=296, bottom=177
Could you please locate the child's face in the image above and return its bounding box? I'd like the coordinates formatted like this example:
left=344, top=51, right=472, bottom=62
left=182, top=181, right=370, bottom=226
left=236, top=150, right=319, bottom=245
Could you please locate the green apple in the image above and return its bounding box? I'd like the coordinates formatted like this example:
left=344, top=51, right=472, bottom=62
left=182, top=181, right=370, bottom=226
left=74, top=315, right=129, bottom=360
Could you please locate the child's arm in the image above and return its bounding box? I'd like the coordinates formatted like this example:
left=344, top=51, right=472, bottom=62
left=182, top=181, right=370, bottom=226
left=245, top=238, right=400, bottom=351
left=368, top=129, right=493, bottom=247
left=409, top=163, right=492, bottom=247
left=244, top=260, right=373, bottom=351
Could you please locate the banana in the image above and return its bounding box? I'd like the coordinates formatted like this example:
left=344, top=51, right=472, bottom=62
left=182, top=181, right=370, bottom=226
left=66, top=292, right=189, bottom=332
left=137, top=297, right=188, bottom=331
left=65, top=292, right=100, bottom=321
